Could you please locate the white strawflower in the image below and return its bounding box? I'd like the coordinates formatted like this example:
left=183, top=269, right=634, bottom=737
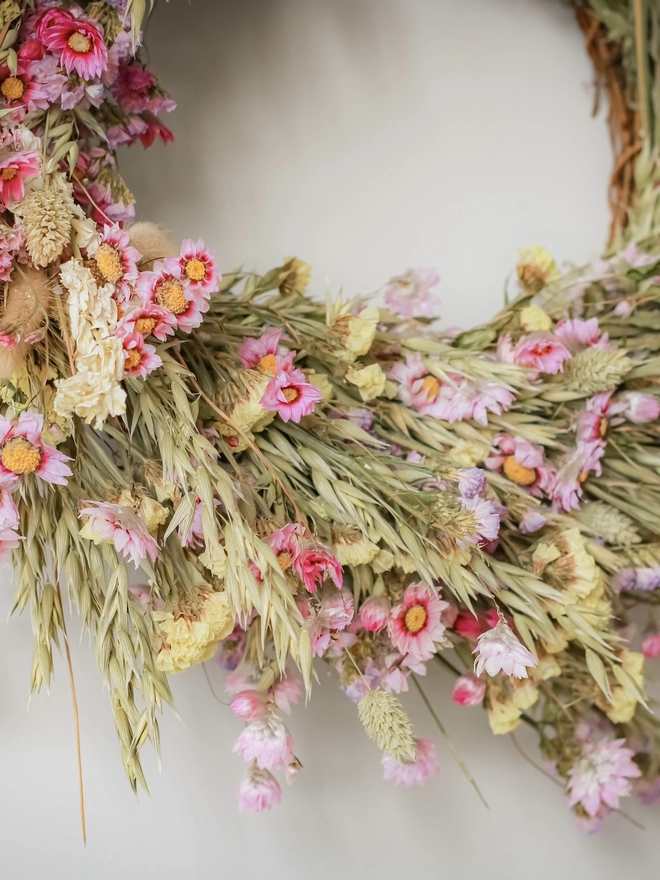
left=473, top=617, right=537, bottom=679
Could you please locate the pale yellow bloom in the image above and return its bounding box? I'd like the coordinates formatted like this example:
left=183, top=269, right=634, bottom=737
left=154, top=591, right=234, bottom=674
left=511, top=679, right=539, bottom=710
left=448, top=439, right=489, bottom=468
left=334, top=534, right=380, bottom=566
left=305, top=370, right=334, bottom=401
left=222, top=372, right=274, bottom=435
left=516, top=246, right=559, bottom=293
left=519, top=303, right=552, bottom=332
left=346, top=363, right=386, bottom=401
left=279, top=257, right=311, bottom=296
left=337, top=305, right=380, bottom=362
left=488, top=699, right=522, bottom=735
left=605, top=651, right=644, bottom=724
left=531, top=654, right=562, bottom=681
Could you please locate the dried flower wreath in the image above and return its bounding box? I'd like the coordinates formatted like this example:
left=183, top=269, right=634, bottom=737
left=1, top=0, right=660, bottom=837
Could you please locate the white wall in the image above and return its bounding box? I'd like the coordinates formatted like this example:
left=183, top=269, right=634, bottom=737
left=3, top=1, right=659, bottom=877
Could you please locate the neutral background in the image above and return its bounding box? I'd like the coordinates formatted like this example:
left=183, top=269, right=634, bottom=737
left=2, top=1, right=658, bottom=877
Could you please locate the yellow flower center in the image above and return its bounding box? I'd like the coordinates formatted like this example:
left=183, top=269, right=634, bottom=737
left=1, top=167, right=17, bottom=181
left=185, top=258, right=206, bottom=282
left=277, top=551, right=293, bottom=571
left=503, top=455, right=537, bottom=486
left=599, top=417, right=608, bottom=438
left=282, top=386, right=301, bottom=404
left=134, top=317, right=157, bottom=336
left=94, top=243, right=124, bottom=283
left=419, top=375, right=440, bottom=398
left=68, top=32, right=92, bottom=54
left=258, top=353, right=277, bottom=373
left=1, top=437, right=42, bottom=474
left=155, top=279, right=187, bottom=315
left=404, top=604, right=427, bottom=634
left=125, top=349, right=142, bottom=370
left=1, top=76, right=25, bottom=101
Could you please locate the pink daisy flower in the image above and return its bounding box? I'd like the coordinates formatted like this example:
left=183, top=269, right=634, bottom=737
left=233, top=716, right=295, bottom=770
left=301, top=588, right=354, bottom=655
left=79, top=501, right=158, bottom=568
left=555, top=317, right=601, bottom=347
left=388, top=582, right=449, bottom=661
left=137, top=258, right=208, bottom=333
left=431, top=376, right=514, bottom=426
left=119, top=302, right=177, bottom=341
left=239, top=328, right=295, bottom=372
left=120, top=331, right=162, bottom=379
left=452, top=673, right=486, bottom=706
left=567, top=739, right=641, bottom=818
left=92, top=224, right=141, bottom=300
left=485, top=433, right=555, bottom=499
left=0, top=411, right=71, bottom=487
left=238, top=766, right=282, bottom=813
left=383, top=268, right=439, bottom=319
left=293, top=544, right=343, bottom=593
left=40, top=9, right=108, bottom=80
left=381, top=737, right=440, bottom=787
left=513, top=333, right=571, bottom=374
left=473, top=617, right=537, bottom=678
left=550, top=438, right=604, bottom=512
left=359, top=595, right=391, bottom=632
left=179, top=239, right=220, bottom=295
left=0, top=490, right=20, bottom=564
left=261, top=368, right=323, bottom=423
left=390, top=353, right=442, bottom=414
left=0, top=151, right=40, bottom=206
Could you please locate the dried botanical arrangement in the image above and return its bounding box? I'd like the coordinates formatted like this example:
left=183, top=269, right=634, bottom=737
left=1, top=0, right=659, bottom=836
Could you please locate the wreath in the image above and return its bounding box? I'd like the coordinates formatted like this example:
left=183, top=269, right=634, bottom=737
left=0, top=0, right=659, bottom=837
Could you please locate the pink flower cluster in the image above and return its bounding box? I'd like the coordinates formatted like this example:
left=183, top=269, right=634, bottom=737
left=251, top=523, right=343, bottom=593
left=567, top=738, right=641, bottom=818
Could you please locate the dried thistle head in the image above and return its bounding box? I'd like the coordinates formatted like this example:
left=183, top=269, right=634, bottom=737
left=565, top=348, right=632, bottom=395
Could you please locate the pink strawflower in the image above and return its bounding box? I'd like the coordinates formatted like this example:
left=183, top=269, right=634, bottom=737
left=139, top=114, right=175, bottom=148
left=551, top=439, right=604, bottom=511
left=452, top=673, right=486, bottom=707
left=93, top=224, right=141, bottom=300
left=79, top=501, right=158, bottom=568
left=0, top=151, right=40, bottom=205
left=390, top=354, right=442, bottom=414
left=293, top=543, right=343, bottom=593
left=272, top=676, right=301, bottom=715
left=0, top=411, right=71, bottom=487
left=555, top=317, right=601, bottom=347
left=473, top=617, right=537, bottom=678
left=112, top=60, right=157, bottom=114
left=381, top=737, right=439, bottom=787
left=567, top=738, right=641, bottom=818
left=40, top=9, right=108, bottom=80
left=120, top=331, right=162, bottom=379
left=302, top=588, right=354, bottom=655
left=137, top=258, right=208, bottom=333
left=485, top=433, right=555, bottom=499
left=238, top=766, right=282, bottom=813
left=233, top=716, right=295, bottom=770
left=642, top=634, right=660, bottom=659
left=0, top=490, right=20, bottom=564
left=513, top=333, right=571, bottom=374
left=383, top=268, right=439, bottom=319
left=431, top=376, right=514, bottom=426
left=238, top=328, right=294, bottom=372
left=359, top=595, right=391, bottom=632
left=388, top=582, right=448, bottom=661
left=179, top=239, right=220, bottom=295
left=119, top=302, right=177, bottom=341
left=0, top=60, right=62, bottom=116
left=453, top=608, right=499, bottom=641
left=261, top=368, right=323, bottom=423
left=619, top=391, right=660, bottom=424
left=231, top=690, right=268, bottom=722
left=177, top=497, right=206, bottom=549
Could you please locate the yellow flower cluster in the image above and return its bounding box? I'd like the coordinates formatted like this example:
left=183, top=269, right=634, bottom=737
left=154, top=591, right=234, bottom=674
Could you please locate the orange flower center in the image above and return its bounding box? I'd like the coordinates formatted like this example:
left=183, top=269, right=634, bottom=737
left=502, top=455, right=537, bottom=486
left=404, top=604, right=427, bottom=634
left=420, top=375, right=440, bottom=398
left=185, top=258, right=206, bottom=282
left=1, top=167, right=17, bottom=181
left=599, top=417, right=608, bottom=438
left=282, top=386, right=301, bottom=404
left=1, top=77, right=25, bottom=101
left=125, top=349, right=142, bottom=370
left=134, top=317, right=157, bottom=336
left=94, top=243, right=124, bottom=283
left=1, top=437, right=41, bottom=474
left=155, top=279, right=187, bottom=315
left=258, top=353, right=277, bottom=373
left=68, top=32, right=92, bottom=54
left=277, top=551, right=293, bottom=571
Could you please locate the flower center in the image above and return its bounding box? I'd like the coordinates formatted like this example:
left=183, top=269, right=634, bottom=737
left=502, top=455, right=537, bottom=486
left=420, top=375, right=440, bottom=398
left=185, top=258, right=206, bottom=282
left=1, top=166, right=17, bottom=181
left=125, top=349, right=142, bottom=370
left=282, top=386, right=301, bottom=404
left=277, top=551, right=293, bottom=571
left=68, top=32, right=92, bottom=54
left=155, top=278, right=187, bottom=315
left=134, top=317, right=157, bottom=336
left=94, top=243, right=124, bottom=283
left=1, top=77, right=25, bottom=101
left=1, top=437, right=42, bottom=474
left=258, top=353, right=277, bottom=373
left=599, top=417, right=608, bottom=438
left=404, top=604, right=427, bottom=634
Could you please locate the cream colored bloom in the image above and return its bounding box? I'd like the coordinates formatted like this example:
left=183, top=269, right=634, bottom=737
left=221, top=372, right=274, bottom=435
left=334, top=533, right=380, bottom=565
left=487, top=698, right=521, bottom=735
left=605, top=651, right=644, bottom=724
left=530, top=653, right=561, bottom=681
left=154, top=591, right=234, bottom=674
left=519, top=303, right=552, bottom=332
left=511, top=679, right=539, bottom=710
left=516, top=246, right=559, bottom=293
left=448, top=439, right=489, bottom=468
left=336, top=305, right=380, bottom=362
left=305, top=370, right=334, bottom=401
left=346, top=363, right=386, bottom=401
